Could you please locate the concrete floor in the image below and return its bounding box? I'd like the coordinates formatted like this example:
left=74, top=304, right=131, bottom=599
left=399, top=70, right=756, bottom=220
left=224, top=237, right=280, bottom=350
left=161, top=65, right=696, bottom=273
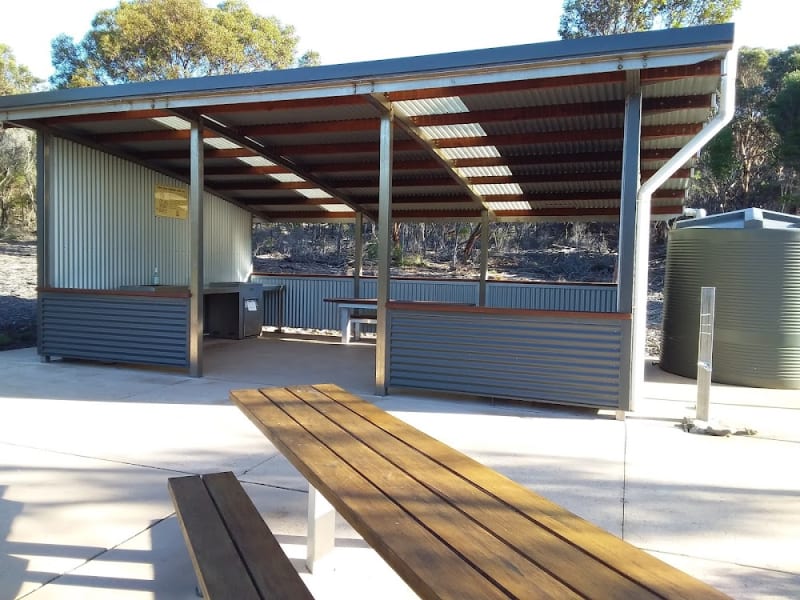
left=1, top=332, right=798, bottom=599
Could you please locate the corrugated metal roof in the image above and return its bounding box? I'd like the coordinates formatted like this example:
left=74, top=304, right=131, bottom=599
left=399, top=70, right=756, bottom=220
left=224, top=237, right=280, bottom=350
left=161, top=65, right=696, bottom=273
left=0, top=23, right=735, bottom=223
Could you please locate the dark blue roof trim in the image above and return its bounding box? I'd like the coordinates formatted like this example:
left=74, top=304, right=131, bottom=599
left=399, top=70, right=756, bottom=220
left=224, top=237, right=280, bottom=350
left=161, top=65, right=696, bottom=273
left=0, top=23, right=734, bottom=111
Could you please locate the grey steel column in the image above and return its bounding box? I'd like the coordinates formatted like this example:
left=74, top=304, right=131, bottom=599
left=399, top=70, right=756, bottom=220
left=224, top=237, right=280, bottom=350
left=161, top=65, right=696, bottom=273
left=479, top=211, right=490, bottom=306
left=36, top=133, right=51, bottom=360
left=375, top=112, right=393, bottom=395
left=618, top=74, right=642, bottom=410
left=354, top=212, right=363, bottom=297
left=189, top=122, right=205, bottom=376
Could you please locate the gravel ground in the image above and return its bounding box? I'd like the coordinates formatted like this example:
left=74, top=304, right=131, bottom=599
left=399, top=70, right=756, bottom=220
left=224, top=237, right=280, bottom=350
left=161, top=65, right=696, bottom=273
left=0, top=239, right=38, bottom=350
left=0, top=240, right=665, bottom=355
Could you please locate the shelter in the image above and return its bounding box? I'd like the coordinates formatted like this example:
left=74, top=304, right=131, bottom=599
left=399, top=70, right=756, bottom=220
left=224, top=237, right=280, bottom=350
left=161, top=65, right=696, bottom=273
left=0, top=24, right=737, bottom=411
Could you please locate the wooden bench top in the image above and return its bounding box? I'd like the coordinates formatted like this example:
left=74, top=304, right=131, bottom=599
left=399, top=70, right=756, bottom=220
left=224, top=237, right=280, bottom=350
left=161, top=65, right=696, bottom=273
left=168, top=472, right=313, bottom=600
left=230, top=384, right=730, bottom=600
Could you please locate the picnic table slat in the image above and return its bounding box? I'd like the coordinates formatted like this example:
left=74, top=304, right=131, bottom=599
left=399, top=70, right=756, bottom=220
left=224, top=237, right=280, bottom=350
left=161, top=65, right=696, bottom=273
left=267, top=385, right=582, bottom=599
left=168, top=475, right=262, bottom=600
left=202, top=472, right=315, bottom=600
left=316, top=383, right=732, bottom=600
left=233, top=387, right=513, bottom=600
left=297, top=384, right=659, bottom=599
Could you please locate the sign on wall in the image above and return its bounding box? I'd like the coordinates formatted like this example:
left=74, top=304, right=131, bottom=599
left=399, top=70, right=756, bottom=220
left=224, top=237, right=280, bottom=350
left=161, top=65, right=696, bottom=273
left=154, top=184, right=188, bottom=219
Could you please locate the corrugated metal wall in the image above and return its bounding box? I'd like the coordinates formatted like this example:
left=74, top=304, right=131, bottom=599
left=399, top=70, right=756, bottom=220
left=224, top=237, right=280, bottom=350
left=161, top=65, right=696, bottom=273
left=388, top=309, right=627, bottom=408
left=203, top=197, right=252, bottom=283
left=49, top=138, right=251, bottom=289
left=40, top=291, right=189, bottom=367
left=487, top=283, right=617, bottom=311
left=251, top=274, right=616, bottom=331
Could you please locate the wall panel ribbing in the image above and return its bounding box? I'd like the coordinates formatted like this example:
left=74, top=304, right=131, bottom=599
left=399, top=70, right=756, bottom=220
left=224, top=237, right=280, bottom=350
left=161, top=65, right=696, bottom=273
left=251, top=274, right=617, bottom=331
left=40, top=292, right=189, bottom=367
left=388, top=309, right=627, bottom=409
left=49, top=138, right=250, bottom=289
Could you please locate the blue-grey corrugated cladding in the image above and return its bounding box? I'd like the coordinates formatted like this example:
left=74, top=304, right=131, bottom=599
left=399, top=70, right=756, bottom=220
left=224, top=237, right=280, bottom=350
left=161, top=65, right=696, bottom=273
left=251, top=275, right=616, bottom=330
left=40, top=291, right=189, bottom=367
left=388, top=310, right=625, bottom=408
left=661, top=228, right=800, bottom=389
left=250, top=276, right=355, bottom=329
left=49, top=139, right=250, bottom=289
left=487, top=283, right=616, bottom=311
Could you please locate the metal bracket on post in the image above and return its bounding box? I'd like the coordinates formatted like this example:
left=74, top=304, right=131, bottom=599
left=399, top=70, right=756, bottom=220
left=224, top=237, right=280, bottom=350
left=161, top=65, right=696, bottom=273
left=696, top=286, right=716, bottom=422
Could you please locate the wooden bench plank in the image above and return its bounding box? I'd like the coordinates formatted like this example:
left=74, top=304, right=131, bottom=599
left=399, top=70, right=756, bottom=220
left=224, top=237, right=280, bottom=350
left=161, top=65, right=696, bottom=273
left=168, top=475, right=262, bottom=600
left=202, top=472, right=314, bottom=600
left=316, top=383, right=731, bottom=600
left=297, top=384, right=657, bottom=599
left=267, top=385, right=582, bottom=599
left=233, top=387, right=515, bottom=600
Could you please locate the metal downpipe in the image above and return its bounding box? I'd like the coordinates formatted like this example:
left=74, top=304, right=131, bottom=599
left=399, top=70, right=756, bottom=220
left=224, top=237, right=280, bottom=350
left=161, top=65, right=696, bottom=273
left=629, top=50, right=737, bottom=408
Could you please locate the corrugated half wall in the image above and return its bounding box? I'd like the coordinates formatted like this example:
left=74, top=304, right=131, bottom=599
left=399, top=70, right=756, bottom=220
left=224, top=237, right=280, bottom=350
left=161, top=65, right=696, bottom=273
left=388, top=307, right=631, bottom=409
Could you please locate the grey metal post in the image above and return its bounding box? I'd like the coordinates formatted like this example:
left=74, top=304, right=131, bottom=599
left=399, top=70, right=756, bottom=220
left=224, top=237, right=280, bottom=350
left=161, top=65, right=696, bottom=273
left=617, top=77, right=642, bottom=411
left=354, top=212, right=363, bottom=297
left=375, top=111, right=393, bottom=395
left=479, top=211, right=489, bottom=306
left=617, top=78, right=641, bottom=313
left=696, top=286, right=716, bottom=421
left=36, top=133, right=51, bottom=360
left=189, top=122, right=205, bottom=377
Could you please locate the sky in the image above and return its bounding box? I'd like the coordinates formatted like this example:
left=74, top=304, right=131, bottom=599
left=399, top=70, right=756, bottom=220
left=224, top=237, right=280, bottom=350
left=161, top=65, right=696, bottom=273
left=1, top=0, right=797, bottom=84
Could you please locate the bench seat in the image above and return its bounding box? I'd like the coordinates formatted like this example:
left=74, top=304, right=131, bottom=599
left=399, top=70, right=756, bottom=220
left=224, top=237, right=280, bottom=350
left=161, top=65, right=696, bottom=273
left=168, top=471, right=313, bottom=600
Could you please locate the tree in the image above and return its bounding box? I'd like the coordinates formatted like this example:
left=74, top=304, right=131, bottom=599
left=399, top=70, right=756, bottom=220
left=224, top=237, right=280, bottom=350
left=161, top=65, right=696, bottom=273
left=558, top=0, right=740, bottom=39
left=0, top=45, right=38, bottom=235
left=50, top=0, right=317, bottom=88
left=769, top=71, right=800, bottom=212
left=0, top=130, right=36, bottom=232
left=1, top=44, right=39, bottom=96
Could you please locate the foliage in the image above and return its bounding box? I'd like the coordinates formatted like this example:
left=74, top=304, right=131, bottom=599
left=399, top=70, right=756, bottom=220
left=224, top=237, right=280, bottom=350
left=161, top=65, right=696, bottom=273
left=691, top=45, right=800, bottom=214
left=0, top=46, right=38, bottom=236
left=0, top=129, right=37, bottom=234
left=558, top=0, right=739, bottom=38
left=50, top=0, right=315, bottom=87
left=0, top=44, right=39, bottom=96
left=770, top=71, right=800, bottom=168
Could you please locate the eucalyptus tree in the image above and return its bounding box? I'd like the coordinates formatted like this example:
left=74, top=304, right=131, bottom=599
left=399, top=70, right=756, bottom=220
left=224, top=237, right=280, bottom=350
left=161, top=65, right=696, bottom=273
left=558, top=0, right=740, bottom=38
left=769, top=69, right=800, bottom=211
left=50, top=0, right=318, bottom=88
left=0, top=44, right=39, bottom=235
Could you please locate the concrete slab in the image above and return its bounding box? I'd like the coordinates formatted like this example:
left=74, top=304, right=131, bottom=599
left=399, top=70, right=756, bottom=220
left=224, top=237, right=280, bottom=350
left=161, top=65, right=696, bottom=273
left=0, top=444, right=175, bottom=599
left=0, top=338, right=798, bottom=599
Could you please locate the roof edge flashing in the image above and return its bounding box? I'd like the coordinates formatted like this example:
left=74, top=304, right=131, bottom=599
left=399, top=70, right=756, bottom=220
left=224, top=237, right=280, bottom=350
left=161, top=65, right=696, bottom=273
left=0, top=23, right=734, bottom=120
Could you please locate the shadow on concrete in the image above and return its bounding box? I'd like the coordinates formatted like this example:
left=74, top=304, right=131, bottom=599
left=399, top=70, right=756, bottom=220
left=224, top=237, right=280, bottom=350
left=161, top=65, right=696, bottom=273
left=0, top=485, right=28, bottom=600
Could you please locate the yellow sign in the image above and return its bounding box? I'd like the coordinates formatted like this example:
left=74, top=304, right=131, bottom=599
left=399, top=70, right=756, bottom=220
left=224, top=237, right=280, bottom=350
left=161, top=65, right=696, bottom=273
left=154, top=184, right=188, bottom=219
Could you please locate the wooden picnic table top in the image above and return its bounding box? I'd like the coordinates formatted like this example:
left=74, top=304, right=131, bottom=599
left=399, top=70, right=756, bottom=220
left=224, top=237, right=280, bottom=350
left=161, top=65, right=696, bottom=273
left=230, top=384, right=730, bottom=600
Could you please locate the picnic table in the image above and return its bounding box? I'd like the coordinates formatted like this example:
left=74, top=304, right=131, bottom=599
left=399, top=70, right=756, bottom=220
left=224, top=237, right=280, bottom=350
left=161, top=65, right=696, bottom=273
left=323, top=297, right=377, bottom=343
left=230, top=383, right=730, bottom=599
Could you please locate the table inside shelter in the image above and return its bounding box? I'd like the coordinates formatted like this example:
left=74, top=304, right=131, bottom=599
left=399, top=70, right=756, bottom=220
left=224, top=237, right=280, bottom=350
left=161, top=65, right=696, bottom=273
left=323, top=298, right=377, bottom=343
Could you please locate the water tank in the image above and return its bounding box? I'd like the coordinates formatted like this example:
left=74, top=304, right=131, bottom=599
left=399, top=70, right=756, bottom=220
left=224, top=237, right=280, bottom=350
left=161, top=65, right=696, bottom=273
left=660, top=208, right=800, bottom=389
